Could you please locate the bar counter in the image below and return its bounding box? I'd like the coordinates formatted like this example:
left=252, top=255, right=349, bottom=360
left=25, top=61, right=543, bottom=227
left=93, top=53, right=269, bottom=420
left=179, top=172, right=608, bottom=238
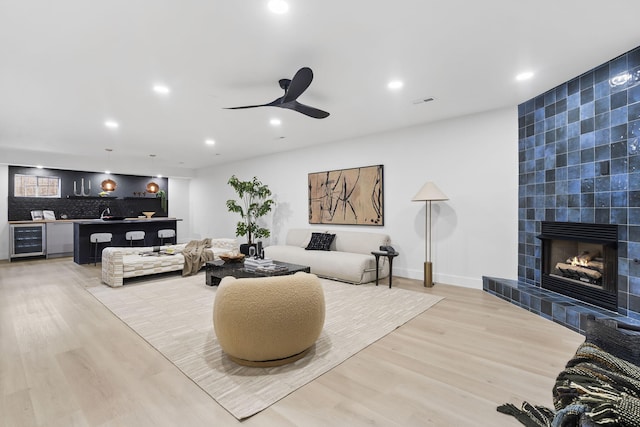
left=73, top=217, right=181, bottom=264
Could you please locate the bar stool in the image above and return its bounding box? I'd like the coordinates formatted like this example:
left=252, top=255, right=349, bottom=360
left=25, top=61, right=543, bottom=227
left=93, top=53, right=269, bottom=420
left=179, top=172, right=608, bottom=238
left=90, top=232, right=112, bottom=265
left=158, top=229, right=176, bottom=245
left=125, top=231, right=146, bottom=246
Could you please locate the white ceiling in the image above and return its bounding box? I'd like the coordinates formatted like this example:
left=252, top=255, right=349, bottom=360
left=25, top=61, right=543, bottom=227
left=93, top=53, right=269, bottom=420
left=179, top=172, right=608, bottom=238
left=1, top=1, right=640, bottom=176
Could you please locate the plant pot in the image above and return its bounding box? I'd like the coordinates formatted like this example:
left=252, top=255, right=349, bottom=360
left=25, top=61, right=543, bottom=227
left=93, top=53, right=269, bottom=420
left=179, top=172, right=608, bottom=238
left=239, top=243, right=256, bottom=256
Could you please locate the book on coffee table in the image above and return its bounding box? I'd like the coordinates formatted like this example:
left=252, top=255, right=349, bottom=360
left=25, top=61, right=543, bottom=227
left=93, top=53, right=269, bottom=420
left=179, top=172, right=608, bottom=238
left=244, top=257, right=274, bottom=267
left=254, top=264, right=289, bottom=273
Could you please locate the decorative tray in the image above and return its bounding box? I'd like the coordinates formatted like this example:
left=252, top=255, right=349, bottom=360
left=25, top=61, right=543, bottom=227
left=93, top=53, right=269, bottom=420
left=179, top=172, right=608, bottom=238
left=219, top=253, right=245, bottom=263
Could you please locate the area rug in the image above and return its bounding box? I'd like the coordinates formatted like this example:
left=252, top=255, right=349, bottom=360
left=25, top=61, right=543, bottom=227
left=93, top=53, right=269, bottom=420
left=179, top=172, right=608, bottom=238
left=87, top=274, right=443, bottom=420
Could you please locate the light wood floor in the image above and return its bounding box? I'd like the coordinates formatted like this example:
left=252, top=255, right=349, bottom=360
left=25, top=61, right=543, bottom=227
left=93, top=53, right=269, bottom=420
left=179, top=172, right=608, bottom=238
left=0, top=258, right=584, bottom=427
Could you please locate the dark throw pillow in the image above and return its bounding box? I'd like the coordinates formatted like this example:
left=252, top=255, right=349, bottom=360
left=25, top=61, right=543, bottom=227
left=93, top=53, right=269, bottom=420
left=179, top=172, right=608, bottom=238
left=305, top=232, right=335, bottom=251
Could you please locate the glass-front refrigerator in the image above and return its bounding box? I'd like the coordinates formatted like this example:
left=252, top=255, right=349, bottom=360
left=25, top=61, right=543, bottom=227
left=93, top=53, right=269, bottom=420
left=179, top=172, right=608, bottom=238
left=10, top=223, right=46, bottom=260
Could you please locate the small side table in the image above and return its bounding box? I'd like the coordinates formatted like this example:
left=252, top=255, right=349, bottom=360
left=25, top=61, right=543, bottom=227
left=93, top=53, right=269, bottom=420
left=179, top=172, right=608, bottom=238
left=371, top=250, right=399, bottom=288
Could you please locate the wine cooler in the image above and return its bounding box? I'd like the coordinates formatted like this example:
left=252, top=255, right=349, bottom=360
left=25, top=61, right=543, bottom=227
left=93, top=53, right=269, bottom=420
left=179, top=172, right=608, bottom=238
left=10, top=223, right=46, bottom=260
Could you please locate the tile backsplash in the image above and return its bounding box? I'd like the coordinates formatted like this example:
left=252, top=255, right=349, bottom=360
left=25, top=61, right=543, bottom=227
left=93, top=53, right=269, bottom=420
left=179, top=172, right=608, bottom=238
left=8, top=166, right=168, bottom=221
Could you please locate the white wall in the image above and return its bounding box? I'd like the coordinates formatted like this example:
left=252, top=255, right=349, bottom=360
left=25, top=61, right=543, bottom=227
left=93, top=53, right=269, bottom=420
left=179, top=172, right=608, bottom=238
left=189, top=107, right=519, bottom=288
left=167, top=177, right=193, bottom=243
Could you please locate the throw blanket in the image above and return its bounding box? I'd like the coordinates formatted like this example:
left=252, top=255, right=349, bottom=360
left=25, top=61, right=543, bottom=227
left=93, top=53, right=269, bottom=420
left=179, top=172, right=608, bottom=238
left=498, top=342, right=640, bottom=426
left=182, top=238, right=214, bottom=276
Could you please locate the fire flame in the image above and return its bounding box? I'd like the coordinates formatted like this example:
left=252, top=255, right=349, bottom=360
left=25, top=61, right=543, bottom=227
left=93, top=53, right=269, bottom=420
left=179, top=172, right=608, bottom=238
left=570, top=256, right=589, bottom=267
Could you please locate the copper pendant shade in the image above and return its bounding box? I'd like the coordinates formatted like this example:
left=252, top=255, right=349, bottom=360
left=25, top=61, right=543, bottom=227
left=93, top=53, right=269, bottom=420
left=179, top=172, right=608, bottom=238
left=101, top=148, right=117, bottom=192
left=101, top=178, right=117, bottom=192
left=146, top=154, right=160, bottom=194
left=146, top=181, right=159, bottom=194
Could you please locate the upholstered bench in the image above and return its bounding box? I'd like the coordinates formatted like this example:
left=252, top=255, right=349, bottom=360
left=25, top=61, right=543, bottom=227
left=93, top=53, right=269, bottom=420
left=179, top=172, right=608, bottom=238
left=213, top=272, right=325, bottom=367
left=101, top=239, right=238, bottom=287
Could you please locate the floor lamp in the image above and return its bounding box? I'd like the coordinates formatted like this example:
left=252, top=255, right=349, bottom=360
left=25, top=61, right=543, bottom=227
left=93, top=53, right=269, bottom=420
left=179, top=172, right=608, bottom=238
left=412, top=182, right=448, bottom=287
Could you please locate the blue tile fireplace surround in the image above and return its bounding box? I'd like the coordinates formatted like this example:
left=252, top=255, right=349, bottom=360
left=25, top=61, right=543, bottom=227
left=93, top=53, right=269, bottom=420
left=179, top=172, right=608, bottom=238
left=484, top=45, right=640, bottom=333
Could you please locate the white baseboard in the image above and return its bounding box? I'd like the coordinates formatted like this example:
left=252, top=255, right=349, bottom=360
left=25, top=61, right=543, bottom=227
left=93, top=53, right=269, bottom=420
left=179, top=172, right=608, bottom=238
left=395, top=267, right=482, bottom=289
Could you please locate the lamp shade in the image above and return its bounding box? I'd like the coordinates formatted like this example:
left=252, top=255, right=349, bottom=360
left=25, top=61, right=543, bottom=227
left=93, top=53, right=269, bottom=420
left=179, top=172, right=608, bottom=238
left=146, top=181, right=160, bottom=194
left=412, top=182, right=448, bottom=202
left=101, top=178, right=117, bottom=192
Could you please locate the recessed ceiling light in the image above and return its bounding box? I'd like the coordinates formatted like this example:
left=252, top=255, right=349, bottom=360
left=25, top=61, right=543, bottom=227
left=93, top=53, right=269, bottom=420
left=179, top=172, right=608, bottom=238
left=156, top=174, right=163, bottom=178
left=104, top=120, right=119, bottom=129
left=516, top=71, right=534, bottom=81
left=153, top=84, right=171, bottom=95
left=387, top=80, right=404, bottom=90
left=105, top=170, right=111, bottom=175
left=36, top=165, right=43, bottom=169
left=205, top=139, right=215, bottom=145
left=268, top=0, right=289, bottom=14
left=270, top=118, right=282, bottom=126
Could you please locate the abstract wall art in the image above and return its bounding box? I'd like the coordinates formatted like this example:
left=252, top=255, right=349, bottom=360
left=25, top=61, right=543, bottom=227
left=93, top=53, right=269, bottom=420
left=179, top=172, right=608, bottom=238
left=308, top=164, right=383, bottom=225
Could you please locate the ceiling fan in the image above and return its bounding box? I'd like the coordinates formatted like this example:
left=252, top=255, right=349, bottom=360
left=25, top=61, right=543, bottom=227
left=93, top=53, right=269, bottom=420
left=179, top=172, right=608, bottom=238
left=225, top=67, right=330, bottom=119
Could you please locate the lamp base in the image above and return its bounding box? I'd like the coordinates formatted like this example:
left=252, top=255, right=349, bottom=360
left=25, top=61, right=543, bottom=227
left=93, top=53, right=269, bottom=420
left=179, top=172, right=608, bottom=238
left=424, top=261, right=434, bottom=287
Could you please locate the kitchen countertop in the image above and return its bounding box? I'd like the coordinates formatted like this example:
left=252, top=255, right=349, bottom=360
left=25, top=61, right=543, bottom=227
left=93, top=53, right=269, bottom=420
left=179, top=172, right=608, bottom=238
left=9, top=217, right=181, bottom=225
left=72, top=218, right=181, bottom=264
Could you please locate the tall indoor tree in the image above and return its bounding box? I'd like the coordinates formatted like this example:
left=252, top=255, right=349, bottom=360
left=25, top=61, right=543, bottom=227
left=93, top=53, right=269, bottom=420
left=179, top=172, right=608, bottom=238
left=226, top=175, right=274, bottom=248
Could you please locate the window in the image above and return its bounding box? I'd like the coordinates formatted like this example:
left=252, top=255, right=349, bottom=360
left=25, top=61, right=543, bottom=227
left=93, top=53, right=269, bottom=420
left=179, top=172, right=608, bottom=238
left=14, top=174, right=61, bottom=198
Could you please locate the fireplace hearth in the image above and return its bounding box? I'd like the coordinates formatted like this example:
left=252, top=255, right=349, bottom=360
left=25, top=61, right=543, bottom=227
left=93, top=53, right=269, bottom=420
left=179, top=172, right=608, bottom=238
left=538, top=222, right=618, bottom=312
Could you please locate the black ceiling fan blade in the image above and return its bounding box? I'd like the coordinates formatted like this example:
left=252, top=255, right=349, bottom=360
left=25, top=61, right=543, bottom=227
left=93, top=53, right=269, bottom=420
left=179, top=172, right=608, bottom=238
left=224, top=104, right=268, bottom=110
left=282, top=101, right=330, bottom=119
left=283, top=67, right=313, bottom=103
left=224, top=96, right=284, bottom=110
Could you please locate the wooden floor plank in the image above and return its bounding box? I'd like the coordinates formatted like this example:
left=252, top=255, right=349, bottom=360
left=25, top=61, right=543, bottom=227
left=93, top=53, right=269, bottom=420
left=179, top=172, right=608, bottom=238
left=0, top=258, right=584, bottom=426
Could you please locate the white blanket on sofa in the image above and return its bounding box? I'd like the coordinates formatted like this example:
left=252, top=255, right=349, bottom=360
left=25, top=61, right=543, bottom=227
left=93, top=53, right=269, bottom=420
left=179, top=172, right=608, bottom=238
left=182, top=238, right=214, bottom=276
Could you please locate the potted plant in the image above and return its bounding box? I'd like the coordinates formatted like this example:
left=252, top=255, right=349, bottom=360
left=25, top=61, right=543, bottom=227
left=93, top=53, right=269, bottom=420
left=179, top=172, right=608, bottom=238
left=226, top=175, right=274, bottom=254
left=156, top=189, right=167, bottom=213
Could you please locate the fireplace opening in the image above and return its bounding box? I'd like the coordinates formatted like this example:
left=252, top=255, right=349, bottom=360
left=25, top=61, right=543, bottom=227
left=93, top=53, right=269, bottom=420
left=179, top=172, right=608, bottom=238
left=548, top=241, right=615, bottom=289
left=538, top=222, right=618, bottom=312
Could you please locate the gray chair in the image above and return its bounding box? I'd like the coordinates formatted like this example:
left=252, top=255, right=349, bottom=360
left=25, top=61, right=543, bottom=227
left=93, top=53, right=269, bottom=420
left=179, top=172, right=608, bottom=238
left=158, top=229, right=176, bottom=245
left=89, top=232, right=112, bottom=265
left=125, top=231, right=145, bottom=246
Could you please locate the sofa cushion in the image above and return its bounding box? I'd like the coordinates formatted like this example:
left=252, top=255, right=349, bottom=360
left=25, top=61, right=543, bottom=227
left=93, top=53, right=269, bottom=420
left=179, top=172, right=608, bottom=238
left=332, top=230, right=390, bottom=255
left=305, top=232, right=335, bottom=251
left=285, top=228, right=315, bottom=247
left=264, top=245, right=382, bottom=284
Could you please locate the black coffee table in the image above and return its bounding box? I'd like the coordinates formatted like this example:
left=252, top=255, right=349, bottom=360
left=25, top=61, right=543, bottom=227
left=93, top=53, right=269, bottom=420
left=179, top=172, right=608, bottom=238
left=205, top=260, right=311, bottom=286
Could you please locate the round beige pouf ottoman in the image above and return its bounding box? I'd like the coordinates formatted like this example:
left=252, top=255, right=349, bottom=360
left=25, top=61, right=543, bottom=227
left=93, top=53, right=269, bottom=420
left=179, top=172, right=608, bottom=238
left=213, top=272, right=325, bottom=367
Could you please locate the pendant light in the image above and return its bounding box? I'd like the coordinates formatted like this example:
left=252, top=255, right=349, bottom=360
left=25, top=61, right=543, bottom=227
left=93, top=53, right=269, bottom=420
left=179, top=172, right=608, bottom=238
left=101, top=148, right=117, bottom=192
left=146, top=154, right=159, bottom=194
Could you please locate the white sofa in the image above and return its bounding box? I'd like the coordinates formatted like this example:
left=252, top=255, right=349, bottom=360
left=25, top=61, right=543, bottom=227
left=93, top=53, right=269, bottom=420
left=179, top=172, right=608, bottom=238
left=101, top=238, right=238, bottom=287
left=264, top=228, right=391, bottom=284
